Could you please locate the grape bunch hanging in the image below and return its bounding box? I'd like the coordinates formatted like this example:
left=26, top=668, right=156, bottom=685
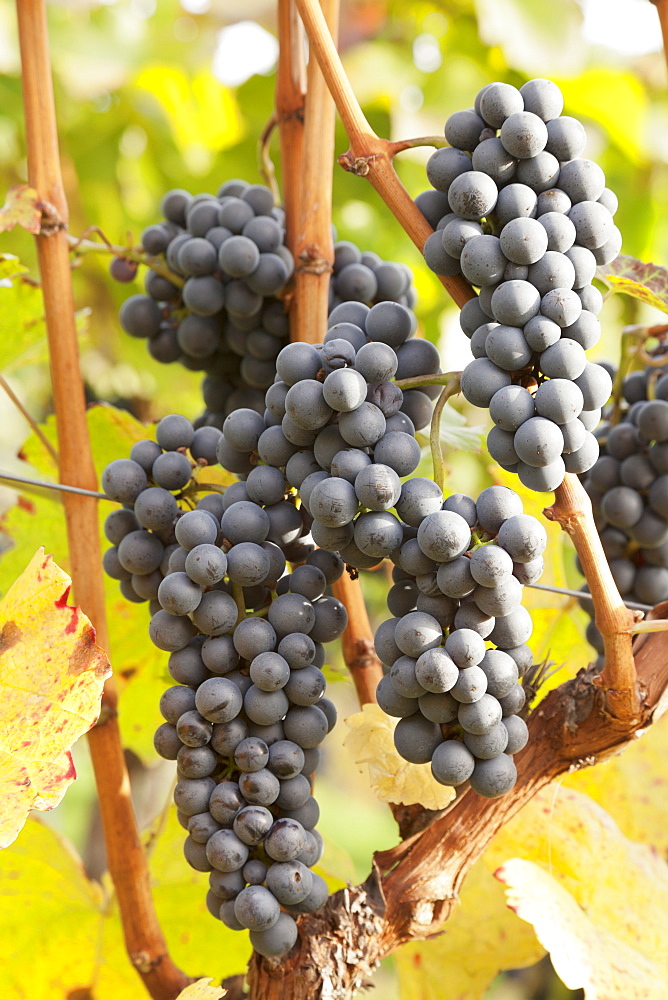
left=101, top=414, right=348, bottom=957
left=374, top=485, right=544, bottom=797
left=583, top=360, right=668, bottom=661
left=420, top=77, right=618, bottom=493
left=113, top=179, right=416, bottom=429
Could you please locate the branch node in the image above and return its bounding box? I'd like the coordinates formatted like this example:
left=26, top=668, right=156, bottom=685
left=38, top=199, right=66, bottom=235
left=295, top=244, right=333, bottom=275
left=337, top=150, right=376, bottom=175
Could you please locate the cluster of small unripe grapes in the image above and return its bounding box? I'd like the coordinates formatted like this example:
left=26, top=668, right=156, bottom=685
left=582, top=361, right=668, bottom=661
left=216, top=299, right=443, bottom=570
left=373, top=485, right=544, bottom=797
left=101, top=414, right=349, bottom=957
left=112, top=179, right=416, bottom=429
left=420, top=78, right=617, bottom=493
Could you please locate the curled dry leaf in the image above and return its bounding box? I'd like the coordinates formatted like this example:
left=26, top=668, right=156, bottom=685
left=176, top=979, right=226, bottom=1000
left=0, top=184, right=42, bottom=235
left=0, top=547, right=110, bottom=848
left=343, top=703, right=456, bottom=810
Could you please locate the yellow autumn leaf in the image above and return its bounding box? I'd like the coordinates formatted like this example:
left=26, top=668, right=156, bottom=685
left=0, top=811, right=251, bottom=1000
left=343, top=703, right=455, bottom=810
left=0, top=548, right=110, bottom=849
left=565, top=711, right=668, bottom=853
left=395, top=858, right=545, bottom=1000
left=176, top=979, right=226, bottom=1000
left=497, top=858, right=668, bottom=999
left=485, top=786, right=668, bottom=999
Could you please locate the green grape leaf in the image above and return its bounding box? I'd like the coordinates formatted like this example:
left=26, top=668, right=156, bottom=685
left=597, top=255, right=668, bottom=314
left=0, top=253, right=28, bottom=282
left=473, top=0, right=585, bottom=76
left=0, top=273, right=48, bottom=372
left=0, top=185, right=42, bottom=235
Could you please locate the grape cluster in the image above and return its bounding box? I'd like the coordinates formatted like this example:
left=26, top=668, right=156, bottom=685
left=216, top=299, right=443, bottom=570
left=113, top=180, right=416, bottom=430
left=374, top=485, right=545, bottom=798
left=582, top=363, right=668, bottom=660
left=101, top=413, right=349, bottom=957
left=420, top=78, right=618, bottom=492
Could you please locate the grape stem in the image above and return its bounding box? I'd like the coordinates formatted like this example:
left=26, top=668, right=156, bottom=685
left=394, top=370, right=461, bottom=391
left=293, top=0, right=475, bottom=308
left=66, top=230, right=185, bottom=288
left=258, top=111, right=282, bottom=206
left=429, top=373, right=462, bottom=492
left=15, top=2, right=189, bottom=997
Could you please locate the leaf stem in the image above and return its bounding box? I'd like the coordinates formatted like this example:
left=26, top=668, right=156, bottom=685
left=386, top=135, right=449, bottom=155
left=428, top=374, right=462, bottom=492
left=0, top=373, right=59, bottom=464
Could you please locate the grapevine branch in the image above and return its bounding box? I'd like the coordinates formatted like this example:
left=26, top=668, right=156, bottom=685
left=292, top=0, right=474, bottom=308
left=276, top=0, right=307, bottom=258
left=15, top=2, right=188, bottom=997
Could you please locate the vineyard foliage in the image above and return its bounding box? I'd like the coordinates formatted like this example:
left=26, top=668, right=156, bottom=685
left=1, top=0, right=668, bottom=997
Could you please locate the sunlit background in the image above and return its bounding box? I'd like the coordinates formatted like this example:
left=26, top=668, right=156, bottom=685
left=0, top=1, right=666, bottom=997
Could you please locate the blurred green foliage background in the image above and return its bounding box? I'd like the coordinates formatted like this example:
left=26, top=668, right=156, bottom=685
left=0, top=0, right=666, bottom=997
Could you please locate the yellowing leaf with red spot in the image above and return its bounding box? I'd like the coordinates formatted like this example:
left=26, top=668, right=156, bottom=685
left=395, top=858, right=545, bottom=1000
left=598, top=255, right=668, bottom=314
left=343, top=703, right=455, bottom=809
left=0, top=184, right=42, bottom=234
left=0, top=548, right=110, bottom=848
left=565, top=710, right=668, bottom=853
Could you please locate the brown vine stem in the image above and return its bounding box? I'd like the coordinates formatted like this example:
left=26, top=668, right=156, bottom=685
left=545, top=475, right=639, bottom=719
left=276, top=0, right=307, bottom=258
left=651, top=0, right=668, bottom=72
left=293, top=0, right=475, bottom=309
left=292, top=0, right=337, bottom=341
left=290, top=0, right=384, bottom=708
left=15, top=2, right=188, bottom=997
